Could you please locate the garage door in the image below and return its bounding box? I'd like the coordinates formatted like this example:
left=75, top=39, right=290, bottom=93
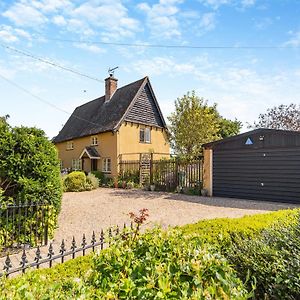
left=213, top=147, right=300, bottom=203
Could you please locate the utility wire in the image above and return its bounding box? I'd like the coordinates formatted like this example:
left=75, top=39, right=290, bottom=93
left=0, top=72, right=102, bottom=128
left=39, top=37, right=300, bottom=49
left=0, top=43, right=104, bottom=83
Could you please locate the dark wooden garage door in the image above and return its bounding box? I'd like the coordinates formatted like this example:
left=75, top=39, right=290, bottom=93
left=213, top=147, right=300, bottom=203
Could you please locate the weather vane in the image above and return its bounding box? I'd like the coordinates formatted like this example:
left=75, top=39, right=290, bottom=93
left=108, top=66, right=119, bottom=76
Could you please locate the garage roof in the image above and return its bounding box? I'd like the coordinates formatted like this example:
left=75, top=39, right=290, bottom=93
left=203, top=128, right=300, bottom=150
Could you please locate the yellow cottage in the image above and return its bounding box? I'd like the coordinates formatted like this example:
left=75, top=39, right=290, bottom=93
left=53, top=75, right=170, bottom=177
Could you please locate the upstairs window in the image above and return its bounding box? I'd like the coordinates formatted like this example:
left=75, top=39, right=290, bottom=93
left=139, top=127, right=151, bottom=143
left=66, top=141, right=74, bottom=150
left=91, top=136, right=98, bottom=146
left=103, top=158, right=111, bottom=173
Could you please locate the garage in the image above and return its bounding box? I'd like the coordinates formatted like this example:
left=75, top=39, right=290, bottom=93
left=203, top=128, right=300, bottom=203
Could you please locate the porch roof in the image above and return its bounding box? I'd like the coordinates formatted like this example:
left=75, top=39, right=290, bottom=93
left=79, top=147, right=101, bottom=160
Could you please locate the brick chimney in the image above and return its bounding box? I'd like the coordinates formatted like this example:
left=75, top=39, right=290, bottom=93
left=105, top=74, right=118, bottom=101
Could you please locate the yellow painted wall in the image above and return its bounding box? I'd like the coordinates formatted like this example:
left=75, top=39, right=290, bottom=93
left=55, top=122, right=170, bottom=178
left=117, top=122, right=170, bottom=161
left=203, top=149, right=213, bottom=196
left=55, top=131, right=118, bottom=176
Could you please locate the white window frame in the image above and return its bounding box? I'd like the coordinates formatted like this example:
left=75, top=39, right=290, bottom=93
left=71, top=159, right=82, bottom=171
left=139, top=127, right=151, bottom=143
left=66, top=141, right=74, bottom=150
left=103, top=158, right=111, bottom=173
left=91, top=136, right=98, bottom=146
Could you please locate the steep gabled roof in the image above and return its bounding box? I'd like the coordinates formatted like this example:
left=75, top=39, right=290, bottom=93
left=53, top=77, right=167, bottom=143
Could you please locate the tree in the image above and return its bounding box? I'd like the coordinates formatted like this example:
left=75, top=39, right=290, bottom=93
left=168, top=92, right=242, bottom=159
left=250, top=103, right=300, bottom=131
left=0, top=117, right=62, bottom=246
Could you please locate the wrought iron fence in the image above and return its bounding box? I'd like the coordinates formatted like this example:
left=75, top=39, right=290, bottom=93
left=0, top=223, right=134, bottom=278
left=0, top=201, right=49, bottom=252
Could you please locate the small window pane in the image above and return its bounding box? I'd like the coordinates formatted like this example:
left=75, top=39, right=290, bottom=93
left=139, top=128, right=145, bottom=142
left=145, top=128, right=151, bottom=143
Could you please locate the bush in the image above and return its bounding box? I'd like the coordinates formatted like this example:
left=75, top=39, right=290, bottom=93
left=63, top=172, right=99, bottom=192
left=91, top=171, right=107, bottom=185
left=226, top=214, right=300, bottom=299
left=90, top=228, right=250, bottom=299
left=87, top=173, right=99, bottom=189
left=0, top=255, right=93, bottom=299
left=180, top=209, right=298, bottom=249
left=0, top=119, right=62, bottom=248
left=63, top=171, right=87, bottom=192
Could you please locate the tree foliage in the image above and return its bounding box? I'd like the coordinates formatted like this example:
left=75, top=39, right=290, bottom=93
left=168, top=91, right=242, bottom=159
left=0, top=117, right=62, bottom=246
left=250, top=103, right=300, bottom=131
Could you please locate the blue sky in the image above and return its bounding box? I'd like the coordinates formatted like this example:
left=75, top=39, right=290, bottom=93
left=0, top=0, right=300, bottom=138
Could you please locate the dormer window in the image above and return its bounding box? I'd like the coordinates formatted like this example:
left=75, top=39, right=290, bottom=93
left=91, top=136, right=98, bottom=146
left=66, top=141, right=74, bottom=150
left=140, top=127, right=151, bottom=143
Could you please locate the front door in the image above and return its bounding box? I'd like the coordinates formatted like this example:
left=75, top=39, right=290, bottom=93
left=91, top=159, right=98, bottom=171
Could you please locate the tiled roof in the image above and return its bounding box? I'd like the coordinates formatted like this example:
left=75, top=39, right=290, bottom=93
left=53, top=77, right=147, bottom=143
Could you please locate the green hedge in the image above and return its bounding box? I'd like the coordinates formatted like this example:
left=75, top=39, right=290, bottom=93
left=180, top=209, right=298, bottom=248
left=0, top=120, right=62, bottom=249
left=227, top=216, right=300, bottom=299
left=0, top=255, right=93, bottom=300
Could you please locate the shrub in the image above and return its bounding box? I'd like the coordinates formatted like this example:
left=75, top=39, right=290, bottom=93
left=226, top=213, right=300, bottom=299
left=91, top=171, right=107, bottom=185
left=0, top=119, right=62, bottom=248
left=0, top=255, right=93, bottom=299
left=63, top=171, right=87, bottom=192
left=180, top=209, right=298, bottom=249
left=86, top=173, right=99, bottom=190
left=90, top=228, right=250, bottom=299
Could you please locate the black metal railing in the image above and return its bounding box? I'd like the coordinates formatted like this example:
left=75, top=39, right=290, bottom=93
left=0, top=223, right=134, bottom=277
left=0, top=201, right=49, bottom=252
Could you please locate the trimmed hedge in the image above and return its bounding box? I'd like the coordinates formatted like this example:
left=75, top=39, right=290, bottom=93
left=180, top=209, right=298, bottom=248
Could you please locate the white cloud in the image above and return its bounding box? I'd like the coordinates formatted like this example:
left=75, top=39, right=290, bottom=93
left=198, top=0, right=256, bottom=10
left=128, top=55, right=300, bottom=129
left=128, top=56, right=196, bottom=76
left=254, top=17, right=273, bottom=30
left=0, top=25, right=31, bottom=43
left=198, top=0, right=231, bottom=10
left=199, top=12, right=216, bottom=31
left=74, top=43, right=105, bottom=54
left=2, top=2, right=47, bottom=27
left=137, top=0, right=183, bottom=39
left=52, top=15, right=67, bottom=26
left=284, top=31, right=300, bottom=47
left=69, top=1, right=140, bottom=40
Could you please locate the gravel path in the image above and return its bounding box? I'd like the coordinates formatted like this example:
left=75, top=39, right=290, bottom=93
left=53, top=188, right=299, bottom=245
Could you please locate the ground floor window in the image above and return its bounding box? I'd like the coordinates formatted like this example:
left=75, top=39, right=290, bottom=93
left=103, top=158, right=111, bottom=173
left=72, top=159, right=82, bottom=171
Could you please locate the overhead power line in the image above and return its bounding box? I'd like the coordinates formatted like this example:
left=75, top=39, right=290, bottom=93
left=0, top=43, right=104, bottom=83
left=0, top=73, right=102, bottom=128
left=39, top=37, right=300, bottom=49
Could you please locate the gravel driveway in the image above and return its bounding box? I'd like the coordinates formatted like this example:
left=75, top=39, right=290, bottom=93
left=53, top=188, right=299, bottom=246
left=2, top=188, right=299, bottom=275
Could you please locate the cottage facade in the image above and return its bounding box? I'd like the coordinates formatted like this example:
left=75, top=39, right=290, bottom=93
left=53, top=76, right=170, bottom=177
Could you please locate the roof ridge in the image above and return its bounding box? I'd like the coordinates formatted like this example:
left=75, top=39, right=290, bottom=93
left=75, top=77, right=147, bottom=110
